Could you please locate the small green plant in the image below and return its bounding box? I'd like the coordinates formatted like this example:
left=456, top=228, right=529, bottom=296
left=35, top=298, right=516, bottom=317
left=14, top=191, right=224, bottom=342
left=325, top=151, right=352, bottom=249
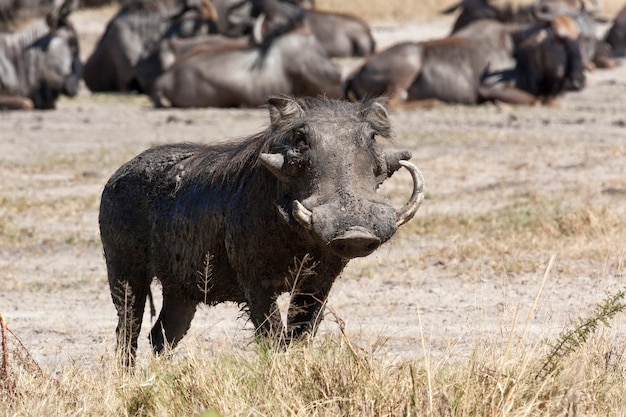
left=536, top=287, right=626, bottom=381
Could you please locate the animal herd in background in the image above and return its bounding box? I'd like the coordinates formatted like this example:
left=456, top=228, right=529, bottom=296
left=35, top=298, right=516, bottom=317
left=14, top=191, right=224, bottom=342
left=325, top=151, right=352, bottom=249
left=2, top=0, right=626, bottom=109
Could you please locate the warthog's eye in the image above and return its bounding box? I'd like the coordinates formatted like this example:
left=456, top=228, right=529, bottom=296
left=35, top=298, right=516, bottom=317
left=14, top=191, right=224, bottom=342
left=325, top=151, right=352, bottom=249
left=293, top=129, right=308, bottom=148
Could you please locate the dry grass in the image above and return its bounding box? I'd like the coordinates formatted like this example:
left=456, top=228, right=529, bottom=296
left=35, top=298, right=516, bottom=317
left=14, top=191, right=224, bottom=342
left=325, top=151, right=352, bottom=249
left=2, top=293, right=626, bottom=416
left=398, top=197, right=626, bottom=276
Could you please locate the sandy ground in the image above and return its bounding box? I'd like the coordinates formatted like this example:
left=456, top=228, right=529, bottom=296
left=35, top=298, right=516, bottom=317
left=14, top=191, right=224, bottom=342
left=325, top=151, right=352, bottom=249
left=1, top=9, right=626, bottom=371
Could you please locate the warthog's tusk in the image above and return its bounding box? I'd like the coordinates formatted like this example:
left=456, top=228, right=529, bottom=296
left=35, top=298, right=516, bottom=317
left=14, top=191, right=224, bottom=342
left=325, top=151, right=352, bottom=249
left=259, top=153, right=285, bottom=172
left=395, top=160, right=425, bottom=227
left=292, top=200, right=313, bottom=230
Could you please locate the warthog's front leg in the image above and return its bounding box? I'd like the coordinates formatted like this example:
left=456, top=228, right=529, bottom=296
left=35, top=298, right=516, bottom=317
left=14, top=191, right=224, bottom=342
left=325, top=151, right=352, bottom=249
left=285, top=261, right=342, bottom=343
left=245, top=288, right=285, bottom=344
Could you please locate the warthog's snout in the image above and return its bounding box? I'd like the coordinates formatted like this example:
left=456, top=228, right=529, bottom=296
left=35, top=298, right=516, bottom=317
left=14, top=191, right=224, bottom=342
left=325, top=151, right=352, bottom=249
left=329, top=226, right=381, bottom=258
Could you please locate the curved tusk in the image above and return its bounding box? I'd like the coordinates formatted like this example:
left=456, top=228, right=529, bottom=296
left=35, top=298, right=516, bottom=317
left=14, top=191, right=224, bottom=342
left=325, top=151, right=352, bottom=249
left=292, top=200, right=313, bottom=230
left=395, top=160, right=425, bottom=228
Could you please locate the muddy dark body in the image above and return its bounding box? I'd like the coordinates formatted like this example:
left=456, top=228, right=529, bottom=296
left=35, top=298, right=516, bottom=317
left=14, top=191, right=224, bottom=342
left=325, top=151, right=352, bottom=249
left=99, top=97, right=424, bottom=363
left=0, top=0, right=81, bottom=110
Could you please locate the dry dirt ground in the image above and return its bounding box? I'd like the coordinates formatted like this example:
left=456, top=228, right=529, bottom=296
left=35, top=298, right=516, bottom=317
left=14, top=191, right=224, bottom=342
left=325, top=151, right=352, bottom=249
left=1, top=9, right=626, bottom=371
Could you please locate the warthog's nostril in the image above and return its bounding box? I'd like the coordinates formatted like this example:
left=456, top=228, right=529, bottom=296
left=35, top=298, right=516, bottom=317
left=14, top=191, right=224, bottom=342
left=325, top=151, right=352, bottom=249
left=329, top=227, right=381, bottom=259
left=366, top=242, right=379, bottom=251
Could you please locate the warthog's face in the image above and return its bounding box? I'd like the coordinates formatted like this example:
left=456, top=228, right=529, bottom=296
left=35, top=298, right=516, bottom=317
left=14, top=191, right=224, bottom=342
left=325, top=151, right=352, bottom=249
left=260, top=97, right=424, bottom=259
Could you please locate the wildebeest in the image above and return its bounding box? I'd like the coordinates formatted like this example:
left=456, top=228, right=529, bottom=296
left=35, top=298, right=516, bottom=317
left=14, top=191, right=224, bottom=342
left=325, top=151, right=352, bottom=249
left=305, top=9, right=375, bottom=57
left=483, top=15, right=586, bottom=104
left=604, top=4, right=626, bottom=57
left=0, top=0, right=81, bottom=110
left=210, top=0, right=374, bottom=57
left=83, top=0, right=217, bottom=93
left=532, top=0, right=615, bottom=68
left=442, top=0, right=533, bottom=34
left=133, top=0, right=306, bottom=95
left=99, top=96, right=425, bottom=364
left=343, top=15, right=585, bottom=107
left=133, top=31, right=239, bottom=95
left=445, top=0, right=614, bottom=69
left=151, top=13, right=342, bottom=107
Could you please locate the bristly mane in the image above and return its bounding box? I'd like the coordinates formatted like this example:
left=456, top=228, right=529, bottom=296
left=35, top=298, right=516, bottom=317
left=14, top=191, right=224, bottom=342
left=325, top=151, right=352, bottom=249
left=181, top=97, right=393, bottom=189
left=181, top=129, right=278, bottom=191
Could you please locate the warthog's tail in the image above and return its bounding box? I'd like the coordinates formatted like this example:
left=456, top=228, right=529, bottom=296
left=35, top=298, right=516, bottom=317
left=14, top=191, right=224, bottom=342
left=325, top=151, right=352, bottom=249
left=148, top=287, right=156, bottom=320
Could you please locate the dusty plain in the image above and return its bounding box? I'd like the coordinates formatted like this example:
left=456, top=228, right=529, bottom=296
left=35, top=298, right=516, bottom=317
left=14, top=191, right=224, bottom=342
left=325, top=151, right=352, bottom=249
left=1, top=6, right=626, bottom=372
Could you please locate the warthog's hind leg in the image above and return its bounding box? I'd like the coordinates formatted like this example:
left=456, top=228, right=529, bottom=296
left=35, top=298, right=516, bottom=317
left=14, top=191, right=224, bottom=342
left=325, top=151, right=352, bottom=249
left=109, top=275, right=150, bottom=367
left=150, top=292, right=197, bottom=354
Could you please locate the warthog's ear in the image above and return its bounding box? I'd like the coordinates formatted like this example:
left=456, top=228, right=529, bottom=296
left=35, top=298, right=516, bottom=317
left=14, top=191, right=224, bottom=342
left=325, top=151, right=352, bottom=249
left=360, top=100, right=391, bottom=139
left=268, top=96, right=305, bottom=126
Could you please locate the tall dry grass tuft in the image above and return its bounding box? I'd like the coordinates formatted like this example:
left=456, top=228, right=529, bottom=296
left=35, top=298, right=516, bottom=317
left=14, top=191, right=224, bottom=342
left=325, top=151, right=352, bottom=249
left=0, top=311, right=47, bottom=402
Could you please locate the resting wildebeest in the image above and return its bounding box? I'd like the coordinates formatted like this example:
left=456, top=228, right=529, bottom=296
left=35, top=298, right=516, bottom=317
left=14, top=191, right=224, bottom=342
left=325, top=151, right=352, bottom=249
left=83, top=0, right=216, bottom=93
left=343, top=15, right=585, bottom=107
left=445, top=0, right=614, bottom=69
left=99, top=96, right=425, bottom=364
left=533, top=0, right=615, bottom=68
left=133, top=0, right=306, bottom=95
left=305, top=9, right=375, bottom=58
left=151, top=13, right=342, bottom=107
left=604, top=4, right=626, bottom=57
left=442, top=0, right=533, bottom=34
left=209, top=0, right=373, bottom=57
left=0, top=0, right=81, bottom=110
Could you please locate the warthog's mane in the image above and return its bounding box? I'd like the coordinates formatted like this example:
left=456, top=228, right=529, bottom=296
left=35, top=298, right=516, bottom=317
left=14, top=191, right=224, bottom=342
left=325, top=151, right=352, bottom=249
left=180, top=97, right=393, bottom=190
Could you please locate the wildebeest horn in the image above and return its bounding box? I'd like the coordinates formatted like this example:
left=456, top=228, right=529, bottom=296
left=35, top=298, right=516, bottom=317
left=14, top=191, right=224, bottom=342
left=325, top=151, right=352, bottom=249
left=292, top=200, right=313, bottom=230
left=580, top=0, right=600, bottom=14
left=395, top=160, right=425, bottom=227
left=253, top=13, right=266, bottom=44
left=532, top=0, right=556, bottom=22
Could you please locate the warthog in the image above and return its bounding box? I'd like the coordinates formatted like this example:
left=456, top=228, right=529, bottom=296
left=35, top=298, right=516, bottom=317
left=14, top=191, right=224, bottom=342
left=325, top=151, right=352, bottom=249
left=0, top=0, right=81, bottom=110
left=99, top=96, right=425, bottom=364
left=151, top=14, right=342, bottom=107
left=343, top=16, right=584, bottom=107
